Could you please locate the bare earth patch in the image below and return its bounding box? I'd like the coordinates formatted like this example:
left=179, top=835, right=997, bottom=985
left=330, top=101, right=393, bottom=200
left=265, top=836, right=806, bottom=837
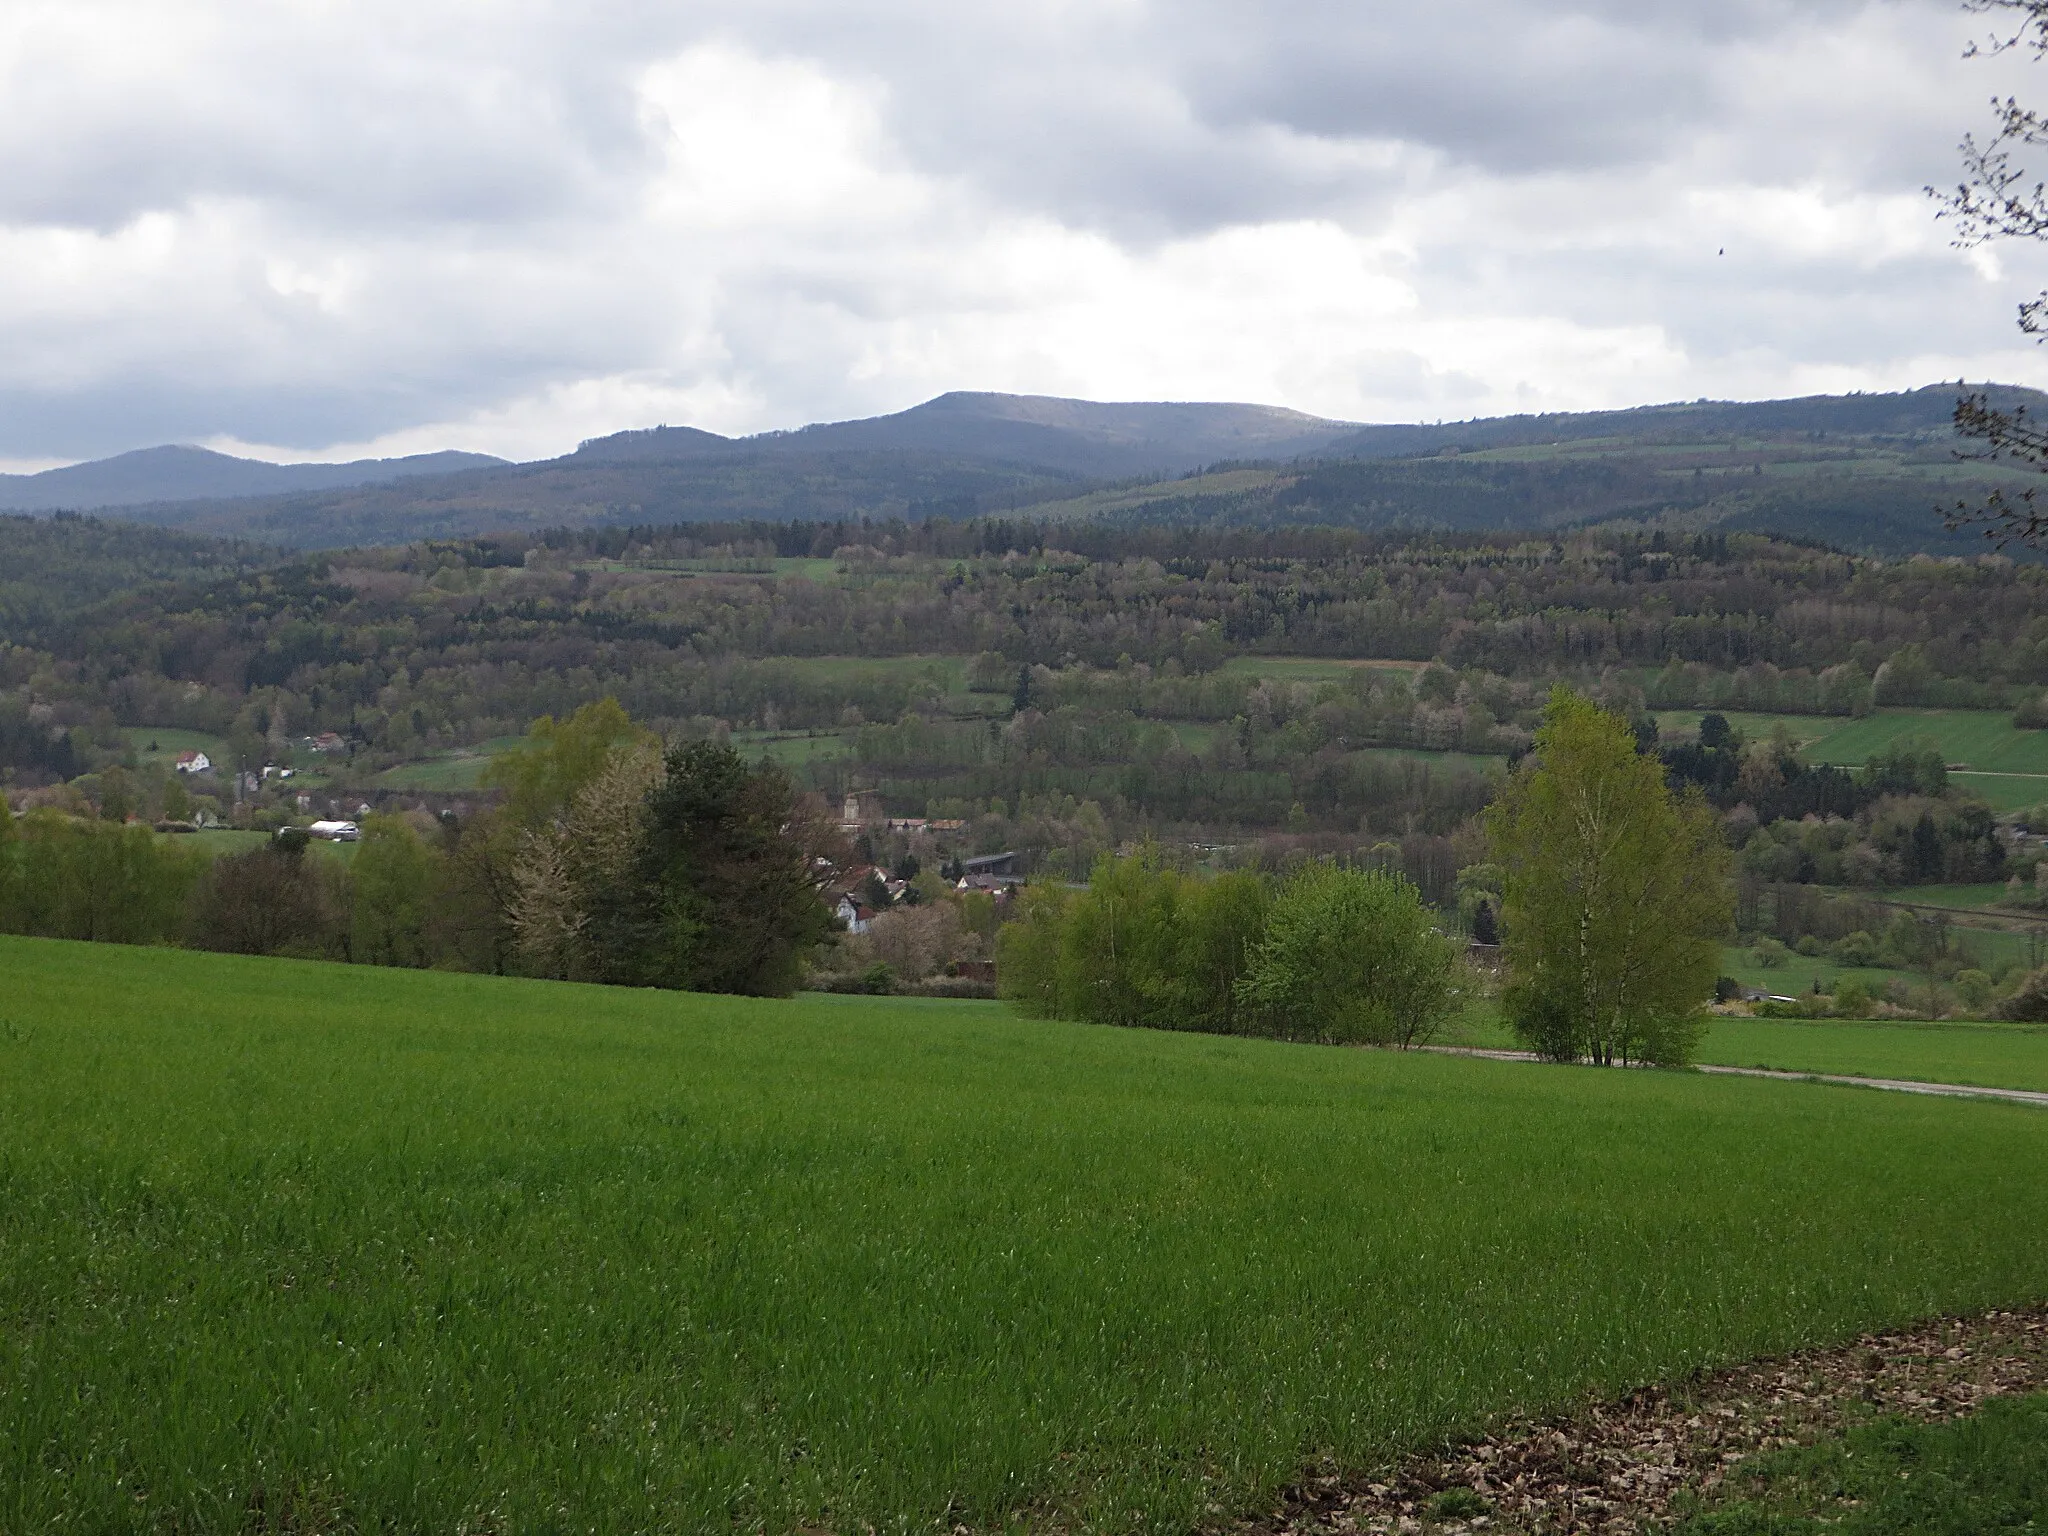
left=1235, top=1305, right=2048, bottom=1534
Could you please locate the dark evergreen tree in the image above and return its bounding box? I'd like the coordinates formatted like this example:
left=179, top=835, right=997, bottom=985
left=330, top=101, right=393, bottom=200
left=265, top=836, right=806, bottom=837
left=630, top=741, right=839, bottom=996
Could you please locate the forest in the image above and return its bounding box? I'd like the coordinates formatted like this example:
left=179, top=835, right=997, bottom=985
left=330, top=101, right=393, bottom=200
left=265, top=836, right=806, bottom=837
left=5, top=508, right=2048, bottom=1013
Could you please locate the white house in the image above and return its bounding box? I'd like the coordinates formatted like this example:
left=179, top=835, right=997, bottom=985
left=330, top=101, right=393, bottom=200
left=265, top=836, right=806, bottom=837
left=308, top=820, right=360, bottom=842
left=173, top=750, right=211, bottom=774
left=835, top=894, right=873, bottom=934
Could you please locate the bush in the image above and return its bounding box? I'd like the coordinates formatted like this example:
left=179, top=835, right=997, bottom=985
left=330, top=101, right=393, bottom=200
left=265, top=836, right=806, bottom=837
left=1831, top=978, right=1873, bottom=1018
left=1749, top=937, right=1791, bottom=969
left=1001, top=852, right=1457, bottom=1048
left=1828, top=930, right=1879, bottom=967
left=1954, top=969, right=1994, bottom=1016
left=1236, top=862, right=1462, bottom=1048
left=1996, top=969, right=2048, bottom=1022
left=1794, top=934, right=1824, bottom=957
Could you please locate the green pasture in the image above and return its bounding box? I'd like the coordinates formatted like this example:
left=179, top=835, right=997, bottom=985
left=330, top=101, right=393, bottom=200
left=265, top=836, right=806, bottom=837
left=1720, top=945, right=1916, bottom=1000
left=7, top=939, right=2048, bottom=1533
left=151, top=828, right=357, bottom=864
left=1014, top=467, right=1288, bottom=522
left=125, top=727, right=230, bottom=774
left=1872, top=882, right=2017, bottom=911
left=1218, top=654, right=1430, bottom=686
left=1657, top=707, right=2048, bottom=782
left=1698, top=1016, right=2048, bottom=1095
left=731, top=728, right=856, bottom=766
left=769, top=653, right=970, bottom=687
left=373, top=735, right=525, bottom=791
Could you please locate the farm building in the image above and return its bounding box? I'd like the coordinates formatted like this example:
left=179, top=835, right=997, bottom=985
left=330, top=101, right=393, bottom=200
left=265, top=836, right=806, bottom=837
left=173, top=750, right=211, bottom=774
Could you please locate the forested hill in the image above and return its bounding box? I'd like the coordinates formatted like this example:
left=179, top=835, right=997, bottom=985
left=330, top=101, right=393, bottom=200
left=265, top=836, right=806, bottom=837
left=18, top=384, right=2048, bottom=556
left=0, top=445, right=505, bottom=512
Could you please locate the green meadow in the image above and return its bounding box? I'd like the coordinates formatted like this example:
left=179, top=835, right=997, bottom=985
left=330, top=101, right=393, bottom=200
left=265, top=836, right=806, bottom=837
left=1653, top=707, right=2048, bottom=809
left=6, top=937, right=2048, bottom=1534
left=1698, top=1016, right=2048, bottom=1095
left=124, top=727, right=231, bottom=775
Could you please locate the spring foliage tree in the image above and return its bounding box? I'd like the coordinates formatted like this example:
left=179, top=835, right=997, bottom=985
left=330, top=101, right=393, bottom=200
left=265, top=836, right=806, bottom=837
left=1486, top=688, right=1733, bottom=1066
left=1000, top=850, right=1459, bottom=1046
left=1235, top=862, right=1462, bottom=1047
left=997, top=849, right=1269, bottom=1035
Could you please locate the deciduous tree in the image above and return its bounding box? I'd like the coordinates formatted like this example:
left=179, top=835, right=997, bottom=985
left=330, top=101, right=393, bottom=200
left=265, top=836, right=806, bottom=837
left=1486, top=688, right=1733, bottom=1066
left=1236, top=862, right=1462, bottom=1048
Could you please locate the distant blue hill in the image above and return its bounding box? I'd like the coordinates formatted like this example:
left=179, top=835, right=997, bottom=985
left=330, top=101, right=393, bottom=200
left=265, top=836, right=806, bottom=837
left=0, top=445, right=506, bottom=512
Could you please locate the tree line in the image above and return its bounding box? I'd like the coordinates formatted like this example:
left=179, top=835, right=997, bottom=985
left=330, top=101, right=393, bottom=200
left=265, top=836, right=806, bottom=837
left=998, top=689, right=1734, bottom=1066
left=0, top=701, right=842, bottom=997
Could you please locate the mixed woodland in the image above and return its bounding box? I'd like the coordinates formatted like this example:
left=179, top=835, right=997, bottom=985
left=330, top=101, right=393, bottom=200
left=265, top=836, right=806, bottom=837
left=6, top=506, right=2048, bottom=1021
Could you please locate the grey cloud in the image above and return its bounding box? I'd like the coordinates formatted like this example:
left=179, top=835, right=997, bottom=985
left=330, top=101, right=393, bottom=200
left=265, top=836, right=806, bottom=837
left=0, top=0, right=2038, bottom=460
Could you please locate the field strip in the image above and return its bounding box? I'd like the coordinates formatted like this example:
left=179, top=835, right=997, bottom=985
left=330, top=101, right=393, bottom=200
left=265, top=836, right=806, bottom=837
left=1239, top=1305, right=2048, bottom=1535
left=1421, top=1045, right=2048, bottom=1106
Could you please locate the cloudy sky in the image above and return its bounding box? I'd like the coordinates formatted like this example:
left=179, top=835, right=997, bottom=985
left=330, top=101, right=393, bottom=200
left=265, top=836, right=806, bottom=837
left=4, top=0, right=2047, bottom=468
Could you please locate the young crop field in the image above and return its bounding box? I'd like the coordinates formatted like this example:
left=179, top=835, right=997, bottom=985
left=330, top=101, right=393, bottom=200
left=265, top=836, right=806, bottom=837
left=1697, top=1017, right=2048, bottom=1095
left=6, top=939, right=2048, bottom=1534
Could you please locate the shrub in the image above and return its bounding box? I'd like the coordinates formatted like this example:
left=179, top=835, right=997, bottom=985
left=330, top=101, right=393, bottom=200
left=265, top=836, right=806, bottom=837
left=1236, top=862, right=1462, bottom=1048
left=1749, top=937, right=1791, bottom=969
left=1794, top=934, right=1824, bottom=957
left=1954, top=969, right=1994, bottom=1016
left=1831, top=978, right=1873, bottom=1018
left=1828, top=930, right=1879, bottom=967
left=1996, top=969, right=2048, bottom=1022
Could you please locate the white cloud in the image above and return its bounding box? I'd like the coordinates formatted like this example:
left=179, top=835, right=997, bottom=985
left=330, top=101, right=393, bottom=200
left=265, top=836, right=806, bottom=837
left=6, top=0, right=2048, bottom=463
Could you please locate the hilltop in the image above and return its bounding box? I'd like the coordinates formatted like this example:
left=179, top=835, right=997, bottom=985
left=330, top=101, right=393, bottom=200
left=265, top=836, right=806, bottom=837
left=14, top=384, right=2047, bottom=556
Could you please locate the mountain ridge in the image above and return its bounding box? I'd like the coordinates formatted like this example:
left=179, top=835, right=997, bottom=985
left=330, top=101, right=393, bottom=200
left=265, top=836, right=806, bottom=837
left=12, top=384, right=2047, bottom=557
left=0, top=444, right=507, bottom=513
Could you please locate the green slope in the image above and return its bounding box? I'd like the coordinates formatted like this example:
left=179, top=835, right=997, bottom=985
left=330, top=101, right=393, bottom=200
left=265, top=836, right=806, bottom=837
left=7, top=937, right=2048, bottom=1533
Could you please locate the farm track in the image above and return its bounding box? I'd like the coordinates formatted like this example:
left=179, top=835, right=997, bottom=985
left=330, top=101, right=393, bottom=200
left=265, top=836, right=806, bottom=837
left=1238, top=1306, right=2048, bottom=1535
left=1422, top=1045, right=2048, bottom=1107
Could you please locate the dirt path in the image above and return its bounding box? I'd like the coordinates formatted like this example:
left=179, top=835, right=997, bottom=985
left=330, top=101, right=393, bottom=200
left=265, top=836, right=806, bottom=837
left=1421, top=1045, right=2048, bottom=1108
left=1236, top=1306, right=2048, bottom=1534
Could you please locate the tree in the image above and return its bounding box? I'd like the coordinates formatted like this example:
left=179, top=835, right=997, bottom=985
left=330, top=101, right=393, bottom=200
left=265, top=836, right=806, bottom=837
left=1236, top=862, right=1463, bottom=1048
left=187, top=842, right=342, bottom=957
left=486, top=697, right=653, bottom=831
left=633, top=741, right=842, bottom=996
left=1935, top=0, right=2048, bottom=544
left=507, top=742, right=664, bottom=981
left=1486, top=688, right=1734, bottom=1066
left=9, top=812, right=203, bottom=946
left=351, top=815, right=438, bottom=968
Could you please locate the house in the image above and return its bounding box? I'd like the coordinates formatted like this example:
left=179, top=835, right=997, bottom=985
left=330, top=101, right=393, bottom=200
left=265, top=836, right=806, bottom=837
left=308, top=820, right=360, bottom=842
left=308, top=732, right=347, bottom=754
left=957, top=851, right=1023, bottom=892
left=261, top=764, right=295, bottom=780
left=838, top=789, right=886, bottom=833
left=173, top=750, right=211, bottom=774
left=835, top=895, right=874, bottom=934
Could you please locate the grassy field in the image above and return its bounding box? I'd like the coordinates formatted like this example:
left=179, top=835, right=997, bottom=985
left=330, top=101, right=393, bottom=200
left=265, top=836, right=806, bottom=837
left=1677, top=1392, right=2048, bottom=1533
left=1218, top=655, right=1431, bottom=685
left=125, top=727, right=231, bottom=774
left=1698, top=1017, right=2048, bottom=1094
left=731, top=728, right=857, bottom=766
left=151, top=828, right=358, bottom=863
left=1654, top=708, right=2048, bottom=810
left=372, top=735, right=525, bottom=791
left=7, top=940, right=2048, bottom=1533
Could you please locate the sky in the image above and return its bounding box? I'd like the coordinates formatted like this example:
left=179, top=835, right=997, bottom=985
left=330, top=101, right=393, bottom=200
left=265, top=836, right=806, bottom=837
left=4, top=0, right=2048, bottom=469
